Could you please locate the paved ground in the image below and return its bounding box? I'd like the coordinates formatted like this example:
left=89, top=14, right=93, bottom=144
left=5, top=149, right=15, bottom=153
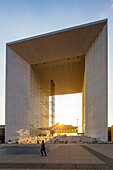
left=0, top=143, right=113, bottom=169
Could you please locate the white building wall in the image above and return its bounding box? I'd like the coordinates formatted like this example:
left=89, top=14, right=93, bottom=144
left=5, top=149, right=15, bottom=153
left=5, top=47, right=30, bottom=142
left=84, top=25, right=108, bottom=141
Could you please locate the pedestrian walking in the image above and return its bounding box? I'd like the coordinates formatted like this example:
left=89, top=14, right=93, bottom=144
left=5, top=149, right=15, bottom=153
left=41, top=140, right=47, bottom=156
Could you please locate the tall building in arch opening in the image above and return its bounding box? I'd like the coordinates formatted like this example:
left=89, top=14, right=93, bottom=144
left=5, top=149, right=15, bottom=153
left=5, top=19, right=108, bottom=142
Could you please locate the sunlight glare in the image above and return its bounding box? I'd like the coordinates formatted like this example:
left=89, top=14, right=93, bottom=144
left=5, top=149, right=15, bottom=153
left=55, top=93, right=82, bottom=132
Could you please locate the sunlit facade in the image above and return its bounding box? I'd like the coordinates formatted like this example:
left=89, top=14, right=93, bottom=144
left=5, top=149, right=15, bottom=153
left=5, top=19, right=108, bottom=142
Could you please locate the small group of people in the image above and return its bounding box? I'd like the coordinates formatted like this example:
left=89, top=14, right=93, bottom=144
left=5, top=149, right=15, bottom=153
left=40, top=140, right=47, bottom=156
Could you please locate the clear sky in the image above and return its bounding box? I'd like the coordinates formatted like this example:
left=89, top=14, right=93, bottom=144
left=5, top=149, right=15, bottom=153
left=0, top=0, right=113, bottom=127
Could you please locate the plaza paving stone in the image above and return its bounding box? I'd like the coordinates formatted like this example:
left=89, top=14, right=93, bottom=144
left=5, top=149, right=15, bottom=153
left=0, top=144, right=113, bottom=169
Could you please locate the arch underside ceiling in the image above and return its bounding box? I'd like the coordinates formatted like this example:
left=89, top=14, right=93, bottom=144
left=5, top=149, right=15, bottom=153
left=7, top=20, right=106, bottom=95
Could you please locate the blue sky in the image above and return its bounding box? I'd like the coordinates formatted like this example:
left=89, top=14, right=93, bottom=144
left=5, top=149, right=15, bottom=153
left=0, top=0, right=113, bottom=127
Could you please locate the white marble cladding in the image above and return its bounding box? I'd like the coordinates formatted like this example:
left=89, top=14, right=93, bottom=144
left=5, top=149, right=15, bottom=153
left=5, top=47, right=30, bottom=142
left=84, top=24, right=108, bottom=141
left=30, top=68, right=49, bottom=136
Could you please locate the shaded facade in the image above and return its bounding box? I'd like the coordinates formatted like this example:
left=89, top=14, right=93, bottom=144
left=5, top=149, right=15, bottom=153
left=5, top=19, right=108, bottom=142
left=108, top=127, right=111, bottom=142
left=0, top=125, right=5, bottom=143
